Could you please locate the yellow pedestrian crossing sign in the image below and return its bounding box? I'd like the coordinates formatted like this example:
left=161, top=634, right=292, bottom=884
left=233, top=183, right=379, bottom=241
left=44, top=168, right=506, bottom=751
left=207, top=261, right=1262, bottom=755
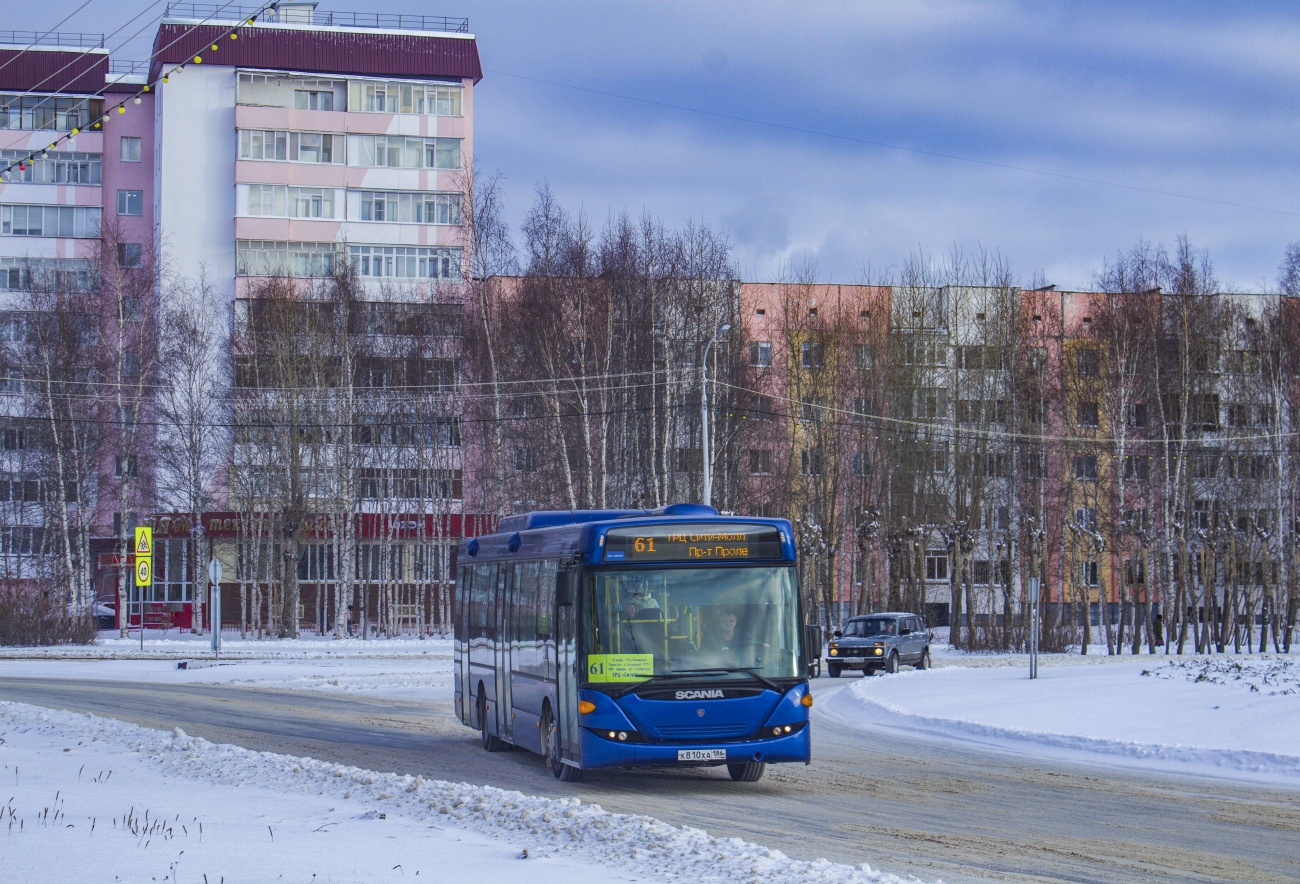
left=135, top=556, right=152, bottom=587
left=134, top=526, right=152, bottom=556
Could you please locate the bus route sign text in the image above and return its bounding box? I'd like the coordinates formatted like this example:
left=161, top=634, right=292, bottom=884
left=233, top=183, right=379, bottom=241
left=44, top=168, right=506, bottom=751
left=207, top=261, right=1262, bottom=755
left=604, top=523, right=783, bottom=563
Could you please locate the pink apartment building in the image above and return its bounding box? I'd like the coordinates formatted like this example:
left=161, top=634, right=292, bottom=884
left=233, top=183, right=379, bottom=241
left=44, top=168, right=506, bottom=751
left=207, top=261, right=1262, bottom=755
left=0, top=4, right=486, bottom=632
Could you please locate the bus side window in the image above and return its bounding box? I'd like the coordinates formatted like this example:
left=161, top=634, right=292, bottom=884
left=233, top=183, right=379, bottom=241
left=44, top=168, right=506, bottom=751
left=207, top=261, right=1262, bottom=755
left=515, top=562, right=538, bottom=645
left=470, top=563, right=492, bottom=636
left=537, top=560, right=555, bottom=640
left=454, top=565, right=468, bottom=633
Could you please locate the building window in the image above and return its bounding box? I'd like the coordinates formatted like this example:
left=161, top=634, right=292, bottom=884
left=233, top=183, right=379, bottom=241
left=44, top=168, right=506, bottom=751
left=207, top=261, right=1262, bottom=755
left=512, top=447, right=536, bottom=473
left=749, top=341, right=772, bottom=367
left=1073, top=455, right=1098, bottom=480
left=347, top=245, right=461, bottom=280
left=114, top=455, right=138, bottom=478
left=800, top=448, right=823, bottom=476
left=297, top=544, right=335, bottom=581
left=748, top=448, right=772, bottom=475
left=0, top=93, right=101, bottom=131
left=1074, top=507, right=1097, bottom=530
left=1125, top=559, right=1145, bottom=586
left=1076, top=349, right=1100, bottom=376
left=0, top=149, right=101, bottom=183
left=357, top=191, right=461, bottom=224
left=1, top=204, right=101, bottom=237
left=117, top=243, right=142, bottom=268
left=347, top=80, right=462, bottom=115
left=1123, top=455, right=1149, bottom=482
left=116, top=190, right=144, bottom=216
left=1027, top=347, right=1047, bottom=373
left=1080, top=561, right=1099, bottom=587
left=925, top=551, right=948, bottom=581
left=237, top=129, right=346, bottom=164
left=346, top=134, right=461, bottom=169
left=294, top=89, right=335, bottom=111
left=1024, top=452, right=1045, bottom=480
left=120, top=137, right=141, bottom=162
left=1077, top=401, right=1099, bottom=427
left=236, top=240, right=336, bottom=277
left=800, top=341, right=824, bottom=368
left=854, top=344, right=874, bottom=370
left=245, top=185, right=337, bottom=219
left=852, top=451, right=872, bottom=477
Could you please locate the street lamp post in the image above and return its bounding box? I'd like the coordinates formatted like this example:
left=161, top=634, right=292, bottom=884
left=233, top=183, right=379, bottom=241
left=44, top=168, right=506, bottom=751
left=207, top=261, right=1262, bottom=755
left=700, top=323, right=731, bottom=507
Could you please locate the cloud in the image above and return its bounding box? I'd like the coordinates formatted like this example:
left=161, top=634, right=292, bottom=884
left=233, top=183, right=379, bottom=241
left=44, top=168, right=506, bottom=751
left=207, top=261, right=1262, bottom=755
left=16, top=0, right=1298, bottom=288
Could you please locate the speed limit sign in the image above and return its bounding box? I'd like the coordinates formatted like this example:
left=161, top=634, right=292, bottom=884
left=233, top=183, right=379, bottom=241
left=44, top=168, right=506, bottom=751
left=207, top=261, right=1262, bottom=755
left=135, top=556, right=152, bottom=587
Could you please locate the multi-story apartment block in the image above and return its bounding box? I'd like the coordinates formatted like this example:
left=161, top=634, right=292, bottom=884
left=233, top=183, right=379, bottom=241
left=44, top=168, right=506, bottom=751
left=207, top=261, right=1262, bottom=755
left=739, top=280, right=1296, bottom=650
left=0, top=4, right=484, bottom=634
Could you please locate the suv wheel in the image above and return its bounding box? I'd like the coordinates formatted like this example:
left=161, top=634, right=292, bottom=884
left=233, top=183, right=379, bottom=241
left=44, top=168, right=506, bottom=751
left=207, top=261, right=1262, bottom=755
left=828, top=662, right=843, bottom=678
left=885, top=651, right=900, bottom=674
left=916, top=648, right=931, bottom=670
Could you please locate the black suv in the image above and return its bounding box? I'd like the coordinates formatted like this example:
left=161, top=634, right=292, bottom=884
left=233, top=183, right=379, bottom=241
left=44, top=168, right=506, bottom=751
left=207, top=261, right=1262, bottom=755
left=827, top=612, right=931, bottom=677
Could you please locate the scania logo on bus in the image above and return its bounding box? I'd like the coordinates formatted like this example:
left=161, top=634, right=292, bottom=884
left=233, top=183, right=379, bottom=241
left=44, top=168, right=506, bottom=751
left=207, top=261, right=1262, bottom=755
left=675, top=689, right=725, bottom=700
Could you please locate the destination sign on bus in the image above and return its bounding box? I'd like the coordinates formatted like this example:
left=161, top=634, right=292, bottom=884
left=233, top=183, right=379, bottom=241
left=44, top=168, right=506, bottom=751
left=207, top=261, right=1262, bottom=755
left=604, top=523, right=783, bottom=563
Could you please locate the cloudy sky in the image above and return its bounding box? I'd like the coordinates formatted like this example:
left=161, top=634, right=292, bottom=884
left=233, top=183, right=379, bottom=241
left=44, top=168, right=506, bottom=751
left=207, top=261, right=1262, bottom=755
left=13, top=1, right=1300, bottom=288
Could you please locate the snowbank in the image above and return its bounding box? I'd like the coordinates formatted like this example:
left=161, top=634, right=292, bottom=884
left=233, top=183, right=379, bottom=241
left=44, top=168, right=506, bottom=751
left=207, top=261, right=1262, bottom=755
left=824, top=656, right=1300, bottom=787
left=0, top=701, right=938, bottom=884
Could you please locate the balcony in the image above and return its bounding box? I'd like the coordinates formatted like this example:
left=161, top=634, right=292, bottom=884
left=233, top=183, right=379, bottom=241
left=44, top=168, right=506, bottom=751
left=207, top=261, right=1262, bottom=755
left=162, top=4, right=469, bottom=34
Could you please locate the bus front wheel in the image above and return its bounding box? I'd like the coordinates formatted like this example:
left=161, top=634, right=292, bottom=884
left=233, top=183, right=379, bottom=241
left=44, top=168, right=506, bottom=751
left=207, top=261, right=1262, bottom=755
left=542, top=706, right=583, bottom=782
left=727, top=761, right=766, bottom=782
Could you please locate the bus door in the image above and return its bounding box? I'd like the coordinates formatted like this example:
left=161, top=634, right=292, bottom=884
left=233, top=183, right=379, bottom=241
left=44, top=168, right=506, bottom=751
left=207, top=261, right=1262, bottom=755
left=555, top=567, right=580, bottom=763
left=494, top=564, right=514, bottom=742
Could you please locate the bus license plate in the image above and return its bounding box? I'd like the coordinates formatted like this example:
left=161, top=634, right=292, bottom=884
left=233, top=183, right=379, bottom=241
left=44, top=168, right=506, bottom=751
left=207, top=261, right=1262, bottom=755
left=677, top=749, right=726, bottom=762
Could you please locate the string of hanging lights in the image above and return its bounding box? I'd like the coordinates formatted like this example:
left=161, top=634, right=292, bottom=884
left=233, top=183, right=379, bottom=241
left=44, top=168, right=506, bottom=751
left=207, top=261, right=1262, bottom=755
left=1, top=2, right=282, bottom=181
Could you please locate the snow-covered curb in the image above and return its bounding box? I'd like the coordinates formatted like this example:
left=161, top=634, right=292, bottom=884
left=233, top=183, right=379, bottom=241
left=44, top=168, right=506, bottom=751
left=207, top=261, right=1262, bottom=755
left=0, top=701, right=937, bottom=884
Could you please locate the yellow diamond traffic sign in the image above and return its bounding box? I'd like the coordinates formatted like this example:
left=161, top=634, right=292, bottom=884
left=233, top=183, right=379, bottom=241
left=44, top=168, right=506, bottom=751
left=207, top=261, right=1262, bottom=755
left=134, top=526, right=152, bottom=556
left=135, top=556, right=152, bottom=587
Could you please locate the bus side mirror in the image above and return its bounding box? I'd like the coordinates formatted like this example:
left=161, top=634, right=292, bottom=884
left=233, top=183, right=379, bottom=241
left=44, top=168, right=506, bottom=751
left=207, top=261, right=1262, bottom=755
left=833, top=630, right=842, bottom=638
left=556, top=571, right=575, bottom=607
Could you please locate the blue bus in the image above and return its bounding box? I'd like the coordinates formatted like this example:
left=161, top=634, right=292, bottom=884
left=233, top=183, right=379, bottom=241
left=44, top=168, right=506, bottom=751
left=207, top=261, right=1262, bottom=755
left=453, top=504, right=811, bottom=782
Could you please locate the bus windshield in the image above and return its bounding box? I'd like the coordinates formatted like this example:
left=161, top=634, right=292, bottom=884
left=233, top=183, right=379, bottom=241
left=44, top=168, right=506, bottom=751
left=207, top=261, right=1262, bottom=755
left=584, top=566, right=802, bottom=684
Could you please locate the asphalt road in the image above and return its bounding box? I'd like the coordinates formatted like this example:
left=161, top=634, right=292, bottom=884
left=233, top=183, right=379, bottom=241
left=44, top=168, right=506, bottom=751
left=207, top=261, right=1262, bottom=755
left=1, top=674, right=1297, bottom=884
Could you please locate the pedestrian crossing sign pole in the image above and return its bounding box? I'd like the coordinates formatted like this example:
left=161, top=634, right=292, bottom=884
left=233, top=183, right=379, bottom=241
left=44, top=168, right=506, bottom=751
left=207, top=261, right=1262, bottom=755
left=134, top=527, right=152, bottom=650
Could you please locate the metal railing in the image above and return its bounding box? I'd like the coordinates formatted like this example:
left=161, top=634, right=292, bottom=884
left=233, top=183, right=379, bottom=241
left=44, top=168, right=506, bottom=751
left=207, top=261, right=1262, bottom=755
left=0, top=30, right=105, bottom=49
left=162, top=4, right=469, bottom=33
left=108, top=60, right=148, bottom=74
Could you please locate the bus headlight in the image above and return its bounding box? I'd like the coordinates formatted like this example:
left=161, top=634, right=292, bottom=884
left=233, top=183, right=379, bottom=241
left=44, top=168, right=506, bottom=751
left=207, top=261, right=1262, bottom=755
left=829, top=648, right=838, bottom=656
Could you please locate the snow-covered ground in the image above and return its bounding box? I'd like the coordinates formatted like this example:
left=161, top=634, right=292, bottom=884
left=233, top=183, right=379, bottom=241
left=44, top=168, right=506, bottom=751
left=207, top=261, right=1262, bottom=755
left=824, top=654, right=1300, bottom=787
left=0, top=701, right=931, bottom=884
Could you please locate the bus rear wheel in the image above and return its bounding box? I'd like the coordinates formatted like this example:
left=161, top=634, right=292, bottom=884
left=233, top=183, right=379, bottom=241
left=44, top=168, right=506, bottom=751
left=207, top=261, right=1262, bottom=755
left=727, top=761, right=766, bottom=782
left=478, top=687, right=505, bottom=752
left=542, top=706, right=583, bottom=782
